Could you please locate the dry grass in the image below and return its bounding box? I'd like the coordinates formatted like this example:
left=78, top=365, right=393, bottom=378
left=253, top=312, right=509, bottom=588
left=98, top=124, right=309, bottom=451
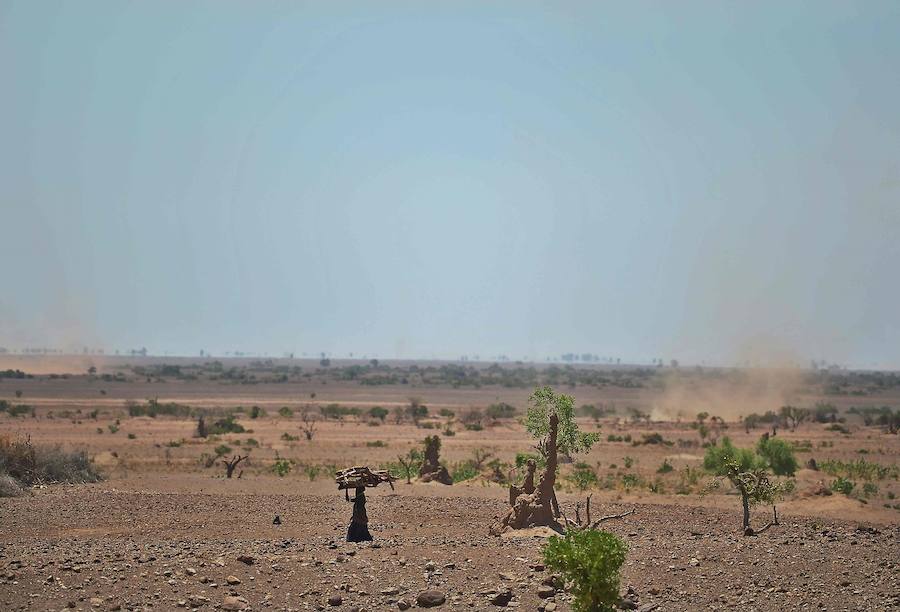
left=0, top=434, right=101, bottom=495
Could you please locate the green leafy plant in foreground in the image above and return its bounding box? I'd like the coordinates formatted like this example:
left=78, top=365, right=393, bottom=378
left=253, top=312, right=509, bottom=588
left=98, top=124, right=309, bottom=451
left=543, top=529, right=627, bottom=612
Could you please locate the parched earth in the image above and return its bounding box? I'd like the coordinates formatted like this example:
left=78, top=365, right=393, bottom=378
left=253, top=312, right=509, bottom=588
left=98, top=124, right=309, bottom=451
left=1, top=477, right=898, bottom=612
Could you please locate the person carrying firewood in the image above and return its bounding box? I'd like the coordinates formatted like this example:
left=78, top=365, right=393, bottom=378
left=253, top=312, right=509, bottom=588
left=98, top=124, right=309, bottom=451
left=345, top=486, right=372, bottom=542
left=335, top=465, right=396, bottom=543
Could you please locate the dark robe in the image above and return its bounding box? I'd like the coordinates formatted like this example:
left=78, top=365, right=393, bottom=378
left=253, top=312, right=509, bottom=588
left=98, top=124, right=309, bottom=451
left=347, top=487, right=373, bottom=542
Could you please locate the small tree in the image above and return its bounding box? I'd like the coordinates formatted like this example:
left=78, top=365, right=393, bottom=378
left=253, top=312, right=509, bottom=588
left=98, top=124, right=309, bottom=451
left=780, top=406, right=809, bottom=431
left=300, top=407, right=318, bottom=441
left=397, top=448, right=424, bottom=484
left=223, top=454, right=248, bottom=478
left=709, top=459, right=787, bottom=535
left=543, top=529, right=627, bottom=612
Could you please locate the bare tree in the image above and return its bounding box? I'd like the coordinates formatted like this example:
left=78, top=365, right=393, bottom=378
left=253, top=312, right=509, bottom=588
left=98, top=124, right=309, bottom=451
left=564, top=494, right=635, bottom=530
left=300, top=407, right=318, bottom=441
left=223, top=454, right=248, bottom=479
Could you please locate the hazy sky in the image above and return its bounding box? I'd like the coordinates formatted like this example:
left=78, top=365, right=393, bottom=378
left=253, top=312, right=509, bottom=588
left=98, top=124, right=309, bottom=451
left=2, top=2, right=899, bottom=367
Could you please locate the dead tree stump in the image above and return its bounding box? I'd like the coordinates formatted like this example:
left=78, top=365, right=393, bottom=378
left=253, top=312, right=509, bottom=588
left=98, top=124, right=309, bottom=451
left=490, top=413, right=561, bottom=534
left=418, top=435, right=452, bottom=485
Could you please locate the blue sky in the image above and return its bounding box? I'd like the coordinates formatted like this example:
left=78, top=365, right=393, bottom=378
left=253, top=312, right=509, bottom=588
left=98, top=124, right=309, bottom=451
left=1, top=2, right=899, bottom=367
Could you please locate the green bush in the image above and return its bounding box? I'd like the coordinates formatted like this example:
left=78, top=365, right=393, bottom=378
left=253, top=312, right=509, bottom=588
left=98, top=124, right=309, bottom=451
left=208, top=416, right=245, bottom=435
left=250, top=405, right=266, bottom=419
left=280, top=432, right=299, bottom=442
left=273, top=458, right=292, bottom=477
left=543, top=529, right=628, bottom=612
left=451, top=460, right=479, bottom=482
left=278, top=406, right=294, bottom=418
left=657, top=459, right=673, bottom=474
left=569, top=462, right=599, bottom=491
left=703, top=437, right=760, bottom=474
left=756, top=437, right=798, bottom=476
left=366, top=440, right=387, bottom=448
left=830, top=477, right=855, bottom=495
left=368, top=406, right=389, bottom=421
left=214, top=444, right=232, bottom=457
left=486, top=402, right=516, bottom=420
left=862, top=482, right=878, bottom=498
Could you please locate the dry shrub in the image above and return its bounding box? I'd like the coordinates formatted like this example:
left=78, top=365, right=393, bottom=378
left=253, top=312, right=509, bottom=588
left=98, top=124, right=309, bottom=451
left=0, top=473, right=24, bottom=497
left=0, top=434, right=101, bottom=493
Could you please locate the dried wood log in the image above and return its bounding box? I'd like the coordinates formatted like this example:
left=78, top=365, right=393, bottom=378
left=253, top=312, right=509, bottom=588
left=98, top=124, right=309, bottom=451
left=335, top=465, right=397, bottom=490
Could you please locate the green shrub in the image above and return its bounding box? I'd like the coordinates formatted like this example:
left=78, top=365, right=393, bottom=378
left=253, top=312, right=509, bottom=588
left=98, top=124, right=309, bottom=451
left=368, top=406, right=389, bottom=422
left=451, top=460, right=479, bottom=482
left=486, top=402, right=516, bottom=420
left=438, top=408, right=456, bottom=418
left=366, top=440, right=388, bottom=448
left=825, top=423, right=850, bottom=434
left=703, top=437, right=761, bottom=474
left=569, top=462, right=599, bottom=491
left=278, top=406, right=294, bottom=418
left=214, top=444, right=232, bottom=457
left=280, top=432, right=299, bottom=442
left=657, top=459, right=673, bottom=474
left=208, top=416, right=245, bottom=435
left=543, top=529, right=628, bottom=612
left=830, top=477, right=855, bottom=495
left=273, top=457, right=292, bottom=477
left=464, top=422, right=483, bottom=431
left=127, top=433, right=136, bottom=440
left=862, top=482, right=878, bottom=497
left=756, top=437, right=798, bottom=476
left=107, top=424, right=119, bottom=434
left=127, top=399, right=192, bottom=419
left=8, top=404, right=31, bottom=418
left=302, top=463, right=319, bottom=480
left=249, top=405, right=265, bottom=419
left=623, top=456, right=634, bottom=469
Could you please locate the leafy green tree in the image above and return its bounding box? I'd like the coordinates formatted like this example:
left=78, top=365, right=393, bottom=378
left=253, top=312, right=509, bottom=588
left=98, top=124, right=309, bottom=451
left=756, top=436, right=798, bottom=476
left=543, top=530, right=627, bottom=612
left=526, top=386, right=599, bottom=458
left=703, top=437, right=760, bottom=473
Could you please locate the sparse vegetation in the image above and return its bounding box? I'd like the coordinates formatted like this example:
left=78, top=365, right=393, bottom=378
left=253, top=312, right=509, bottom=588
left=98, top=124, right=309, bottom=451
left=543, top=529, right=627, bottom=612
left=0, top=435, right=101, bottom=495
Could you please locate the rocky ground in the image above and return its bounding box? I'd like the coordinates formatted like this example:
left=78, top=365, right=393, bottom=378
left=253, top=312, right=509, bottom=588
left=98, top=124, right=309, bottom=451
left=1, top=477, right=898, bottom=612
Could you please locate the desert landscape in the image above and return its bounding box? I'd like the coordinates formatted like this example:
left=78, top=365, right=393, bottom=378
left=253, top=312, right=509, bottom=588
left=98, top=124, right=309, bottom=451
left=1, top=357, right=898, bottom=611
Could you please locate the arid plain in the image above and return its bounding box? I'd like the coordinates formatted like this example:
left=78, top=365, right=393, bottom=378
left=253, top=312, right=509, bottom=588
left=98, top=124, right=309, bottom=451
left=1, top=357, right=898, bottom=611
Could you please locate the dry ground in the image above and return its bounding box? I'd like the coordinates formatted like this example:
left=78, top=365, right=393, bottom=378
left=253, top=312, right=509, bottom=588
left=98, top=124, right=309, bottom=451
left=1, top=358, right=898, bottom=611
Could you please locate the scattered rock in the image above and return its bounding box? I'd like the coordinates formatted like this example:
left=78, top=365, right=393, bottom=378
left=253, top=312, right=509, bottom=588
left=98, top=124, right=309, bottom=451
left=226, top=575, right=241, bottom=585
left=221, top=595, right=249, bottom=611
left=490, top=589, right=513, bottom=606
left=537, top=585, right=556, bottom=598
left=237, top=555, right=255, bottom=565
left=328, top=594, right=343, bottom=606
left=397, top=599, right=411, bottom=610
left=416, top=590, right=446, bottom=607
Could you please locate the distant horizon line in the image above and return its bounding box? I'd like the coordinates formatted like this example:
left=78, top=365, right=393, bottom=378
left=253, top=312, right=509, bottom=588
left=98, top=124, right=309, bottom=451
left=0, top=347, right=892, bottom=373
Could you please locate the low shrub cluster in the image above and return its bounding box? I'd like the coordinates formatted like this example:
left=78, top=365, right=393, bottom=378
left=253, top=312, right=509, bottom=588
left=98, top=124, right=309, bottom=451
left=0, top=435, right=101, bottom=496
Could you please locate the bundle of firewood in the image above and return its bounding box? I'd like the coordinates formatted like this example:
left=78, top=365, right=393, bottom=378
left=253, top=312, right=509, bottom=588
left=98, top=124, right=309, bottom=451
left=335, top=465, right=397, bottom=490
